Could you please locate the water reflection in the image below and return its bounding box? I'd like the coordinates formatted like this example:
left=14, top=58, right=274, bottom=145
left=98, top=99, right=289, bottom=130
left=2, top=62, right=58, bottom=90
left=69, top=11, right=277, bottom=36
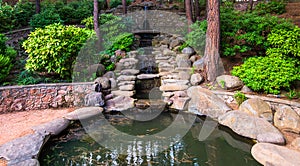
left=39, top=112, right=260, bottom=166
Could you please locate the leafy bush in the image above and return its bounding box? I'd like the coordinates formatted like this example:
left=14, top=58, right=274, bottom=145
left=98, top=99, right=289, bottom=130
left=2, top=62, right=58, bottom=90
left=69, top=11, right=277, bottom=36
left=23, top=23, right=94, bottom=79
left=30, top=9, right=63, bottom=29
left=0, top=34, right=16, bottom=82
left=266, top=26, right=300, bottom=58
left=0, top=3, right=15, bottom=32
left=13, top=0, right=35, bottom=28
left=186, top=20, right=207, bottom=54
left=109, top=0, right=132, bottom=8
left=234, top=91, right=247, bottom=105
left=81, top=13, right=119, bottom=29
left=254, top=0, right=286, bottom=15
left=231, top=56, right=300, bottom=94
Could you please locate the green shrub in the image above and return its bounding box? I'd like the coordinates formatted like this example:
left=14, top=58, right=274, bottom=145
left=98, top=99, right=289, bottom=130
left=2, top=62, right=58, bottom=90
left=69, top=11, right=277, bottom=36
left=234, top=91, right=247, bottom=105
left=266, top=26, right=300, bottom=58
left=231, top=56, right=300, bottom=94
left=30, top=9, right=63, bottom=29
left=254, top=0, right=286, bottom=15
left=0, top=34, right=16, bottom=82
left=23, top=23, right=94, bottom=79
left=0, top=3, right=15, bottom=32
left=186, top=20, right=207, bottom=54
left=81, top=13, right=119, bottom=29
left=13, top=0, right=35, bottom=28
left=109, top=0, right=132, bottom=8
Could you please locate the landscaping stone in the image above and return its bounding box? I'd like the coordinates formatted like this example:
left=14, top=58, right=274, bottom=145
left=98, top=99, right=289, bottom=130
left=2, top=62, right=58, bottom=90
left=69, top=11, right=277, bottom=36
left=190, top=73, right=203, bottom=86
left=219, top=111, right=285, bottom=144
left=241, top=85, right=252, bottom=93
left=84, top=92, right=105, bottom=107
left=118, top=81, right=135, bottom=86
left=274, top=105, right=300, bottom=133
left=239, top=98, right=273, bottom=122
left=111, top=90, right=135, bottom=97
left=120, top=69, right=140, bottom=75
left=9, top=159, right=39, bottom=166
left=106, top=96, right=135, bottom=111
left=187, top=86, right=231, bottom=120
left=177, top=59, right=192, bottom=68
left=94, top=77, right=111, bottom=89
left=119, top=84, right=135, bottom=91
left=291, top=137, right=300, bottom=151
left=193, top=58, right=205, bottom=71
left=169, top=38, right=182, bottom=49
left=251, top=143, right=300, bottom=166
left=32, top=118, right=69, bottom=136
left=162, top=49, right=176, bottom=56
left=170, top=96, right=190, bottom=110
left=189, top=55, right=200, bottom=63
left=216, top=75, right=243, bottom=90
left=109, top=78, right=117, bottom=89
left=160, top=84, right=189, bottom=91
left=0, top=132, right=48, bottom=164
left=137, top=74, right=160, bottom=79
left=117, top=75, right=136, bottom=81
left=182, top=47, right=195, bottom=56
left=161, top=79, right=189, bottom=85
left=64, top=107, right=103, bottom=120
left=103, top=71, right=116, bottom=79
left=178, top=71, right=191, bottom=80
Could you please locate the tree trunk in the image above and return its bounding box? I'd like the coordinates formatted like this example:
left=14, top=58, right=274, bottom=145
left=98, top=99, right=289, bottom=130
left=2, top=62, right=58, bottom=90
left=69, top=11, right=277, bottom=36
left=122, top=0, right=127, bottom=14
left=195, top=0, right=201, bottom=21
left=35, top=0, right=40, bottom=14
left=185, top=0, right=193, bottom=32
left=248, top=0, right=254, bottom=11
left=191, top=0, right=195, bottom=22
left=94, top=0, right=100, bottom=39
left=204, top=0, right=222, bottom=82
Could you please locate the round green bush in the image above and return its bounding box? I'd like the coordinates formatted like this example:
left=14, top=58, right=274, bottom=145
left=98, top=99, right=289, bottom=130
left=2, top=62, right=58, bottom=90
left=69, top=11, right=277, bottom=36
left=22, top=23, right=94, bottom=79
left=231, top=56, right=300, bottom=94
left=30, top=9, right=63, bottom=29
left=0, top=3, right=15, bottom=33
left=0, top=34, right=17, bottom=82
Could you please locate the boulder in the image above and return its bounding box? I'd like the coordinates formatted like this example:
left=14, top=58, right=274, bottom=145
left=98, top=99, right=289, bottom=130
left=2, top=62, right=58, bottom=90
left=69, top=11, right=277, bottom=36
left=9, top=159, right=39, bottom=166
left=111, top=90, right=135, bottom=97
left=162, top=49, right=176, bottom=56
left=87, top=64, right=106, bottom=77
left=94, top=77, right=111, bottom=89
left=160, top=84, right=189, bottom=91
left=187, top=86, right=231, bottom=120
left=193, top=58, right=205, bottom=71
left=119, top=84, right=135, bottom=91
left=190, top=73, right=203, bottom=86
left=178, top=71, right=191, bottom=80
left=274, top=105, right=300, bottom=133
left=219, top=111, right=285, bottom=144
left=32, top=118, right=69, bottom=135
left=181, top=47, right=195, bottom=56
left=170, top=96, right=190, bottom=110
left=291, top=137, right=300, bottom=151
left=64, top=107, right=103, bottom=120
left=169, top=38, right=182, bottom=49
left=251, top=143, right=300, bottom=166
left=117, top=75, right=136, bottom=81
left=106, top=96, right=135, bottom=111
left=84, top=92, right=105, bottom=107
left=239, top=98, right=273, bottom=122
left=103, top=71, right=116, bottom=79
left=241, top=85, right=252, bottom=93
left=120, top=69, right=140, bottom=75
left=109, top=78, right=117, bottom=89
left=216, top=75, right=243, bottom=90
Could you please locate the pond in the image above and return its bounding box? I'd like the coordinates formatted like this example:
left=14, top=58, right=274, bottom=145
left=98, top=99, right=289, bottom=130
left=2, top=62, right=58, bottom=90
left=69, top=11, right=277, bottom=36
left=39, top=110, right=260, bottom=166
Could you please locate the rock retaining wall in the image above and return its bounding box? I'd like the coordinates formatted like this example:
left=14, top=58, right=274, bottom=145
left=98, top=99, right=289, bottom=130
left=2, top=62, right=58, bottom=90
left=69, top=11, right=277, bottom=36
left=0, top=82, right=93, bottom=114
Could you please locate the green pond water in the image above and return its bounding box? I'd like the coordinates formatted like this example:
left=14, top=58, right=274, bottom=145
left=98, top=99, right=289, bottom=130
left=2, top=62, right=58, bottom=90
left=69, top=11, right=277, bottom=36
left=39, top=111, right=261, bottom=166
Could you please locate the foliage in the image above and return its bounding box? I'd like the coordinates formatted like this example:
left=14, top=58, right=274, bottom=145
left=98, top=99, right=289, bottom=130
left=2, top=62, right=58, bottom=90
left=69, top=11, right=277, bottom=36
left=81, top=13, right=119, bottom=29
left=23, top=23, right=94, bottom=79
left=219, top=2, right=294, bottom=56
left=186, top=20, right=207, bottom=54
left=266, top=26, right=300, bottom=58
left=233, top=91, right=247, bottom=105
left=13, top=0, right=35, bottom=28
left=30, top=9, right=63, bottom=29
left=254, top=0, right=286, bottom=15
left=109, top=0, right=132, bottom=8
left=178, top=42, right=188, bottom=52
left=0, top=34, right=16, bottom=82
left=231, top=56, right=300, bottom=94
left=0, top=3, right=15, bottom=32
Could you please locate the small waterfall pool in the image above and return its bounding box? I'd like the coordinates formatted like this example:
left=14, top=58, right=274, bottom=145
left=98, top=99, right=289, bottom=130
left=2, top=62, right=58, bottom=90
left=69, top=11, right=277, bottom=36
left=39, top=111, right=260, bottom=166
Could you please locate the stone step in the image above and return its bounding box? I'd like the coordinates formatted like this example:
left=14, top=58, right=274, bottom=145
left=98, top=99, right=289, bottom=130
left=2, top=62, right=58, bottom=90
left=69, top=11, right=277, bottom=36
left=120, top=69, right=140, bottom=75
left=161, top=79, right=189, bottom=85
left=160, top=84, right=189, bottom=91
left=117, top=75, right=136, bottom=81
left=111, top=90, right=135, bottom=97
left=117, top=81, right=135, bottom=86
left=137, top=74, right=160, bottom=79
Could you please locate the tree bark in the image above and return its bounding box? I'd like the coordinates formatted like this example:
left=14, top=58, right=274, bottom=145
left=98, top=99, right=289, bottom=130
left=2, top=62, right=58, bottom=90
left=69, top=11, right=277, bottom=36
left=122, top=0, right=127, bottom=14
left=248, top=0, right=254, bottom=11
left=94, top=0, right=100, bottom=39
left=195, top=0, right=201, bottom=21
left=35, top=0, right=40, bottom=14
left=185, top=0, right=193, bottom=32
left=204, top=0, right=222, bottom=82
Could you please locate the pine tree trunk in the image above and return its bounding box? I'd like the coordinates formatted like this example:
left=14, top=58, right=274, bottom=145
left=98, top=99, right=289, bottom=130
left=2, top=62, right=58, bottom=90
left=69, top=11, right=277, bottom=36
left=35, top=0, right=40, bottom=14
left=204, top=0, right=222, bottom=82
left=185, top=0, right=193, bottom=32
left=94, top=0, right=100, bottom=39
left=195, top=0, right=201, bottom=21
left=122, top=0, right=127, bottom=14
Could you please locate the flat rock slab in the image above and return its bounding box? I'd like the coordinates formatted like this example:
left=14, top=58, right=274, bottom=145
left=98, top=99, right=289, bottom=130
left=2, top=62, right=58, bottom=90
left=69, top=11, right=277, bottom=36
left=216, top=75, right=243, bottom=90
left=120, top=69, right=140, bottom=75
left=239, top=98, right=273, bottom=122
left=137, top=74, right=160, bottom=79
left=160, top=84, right=189, bottom=91
left=161, top=79, right=189, bottom=85
left=187, top=86, right=231, bottom=120
left=64, top=107, right=103, bottom=120
left=119, top=84, right=135, bottom=91
left=106, top=96, right=135, bottom=111
left=9, top=159, right=39, bottom=166
left=32, top=118, right=69, bottom=136
left=117, top=75, right=136, bottom=81
left=219, top=111, right=285, bottom=144
left=251, top=143, right=300, bottom=166
left=111, top=90, right=135, bottom=97
left=0, top=132, right=48, bottom=163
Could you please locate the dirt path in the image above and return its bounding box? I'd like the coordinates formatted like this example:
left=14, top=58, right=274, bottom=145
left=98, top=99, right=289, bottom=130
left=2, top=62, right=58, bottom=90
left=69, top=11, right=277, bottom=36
left=0, top=108, right=76, bottom=146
